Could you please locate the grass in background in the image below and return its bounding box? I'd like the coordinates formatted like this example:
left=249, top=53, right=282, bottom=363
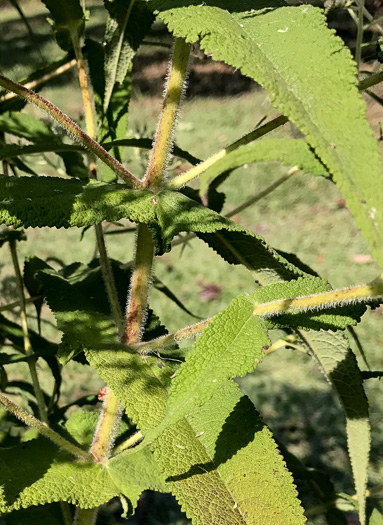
left=0, top=1, right=382, bottom=522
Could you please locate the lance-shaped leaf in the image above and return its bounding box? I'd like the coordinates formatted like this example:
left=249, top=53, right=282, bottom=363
left=41, top=0, right=84, bottom=52
left=151, top=0, right=383, bottom=269
left=153, top=381, right=306, bottom=525
left=198, top=138, right=328, bottom=195
left=103, top=0, right=155, bottom=111
left=164, top=295, right=270, bottom=427
left=0, top=175, right=155, bottom=228
left=298, top=330, right=370, bottom=525
left=87, top=38, right=132, bottom=147
left=155, top=190, right=305, bottom=284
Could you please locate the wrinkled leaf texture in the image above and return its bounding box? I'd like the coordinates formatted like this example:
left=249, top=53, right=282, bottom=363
left=150, top=0, right=383, bottom=271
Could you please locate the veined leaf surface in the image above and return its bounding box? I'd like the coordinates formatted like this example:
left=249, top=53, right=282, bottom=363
left=156, top=190, right=305, bottom=284
left=153, top=381, right=306, bottom=525
left=0, top=176, right=155, bottom=228
left=0, top=435, right=166, bottom=513
left=151, top=0, right=383, bottom=269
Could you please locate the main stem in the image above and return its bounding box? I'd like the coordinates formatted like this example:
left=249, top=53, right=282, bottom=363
left=9, top=239, right=48, bottom=423
left=78, top=36, right=188, bottom=524
left=144, top=37, right=191, bottom=189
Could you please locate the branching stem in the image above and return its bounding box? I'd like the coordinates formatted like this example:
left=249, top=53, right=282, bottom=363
left=132, top=318, right=211, bottom=355
left=253, top=282, right=383, bottom=317
left=167, top=115, right=289, bottom=189
left=0, top=72, right=141, bottom=188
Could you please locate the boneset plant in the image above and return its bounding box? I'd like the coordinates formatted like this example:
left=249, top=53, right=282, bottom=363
left=0, top=0, right=383, bottom=523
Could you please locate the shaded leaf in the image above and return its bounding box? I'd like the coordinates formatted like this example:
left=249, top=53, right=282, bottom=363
left=299, top=330, right=370, bottom=525
left=0, top=435, right=165, bottom=514
left=153, top=381, right=306, bottom=525
left=41, top=0, right=84, bottom=52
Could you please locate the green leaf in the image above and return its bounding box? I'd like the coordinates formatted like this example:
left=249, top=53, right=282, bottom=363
left=299, top=330, right=370, bottom=525
left=87, top=38, right=131, bottom=148
left=0, top=113, right=88, bottom=178
left=252, top=277, right=366, bottom=331
left=0, top=435, right=165, bottom=514
left=156, top=190, right=305, bottom=284
left=165, top=295, right=270, bottom=426
left=103, top=0, right=155, bottom=111
left=370, top=509, right=383, bottom=525
left=152, top=1, right=383, bottom=269
left=0, top=175, right=155, bottom=228
left=0, top=113, right=54, bottom=143
left=0, top=438, right=116, bottom=511
left=153, top=381, right=306, bottom=525
left=199, top=138, right=328, bottom=195
left=41, top=0, right=85, bottom=52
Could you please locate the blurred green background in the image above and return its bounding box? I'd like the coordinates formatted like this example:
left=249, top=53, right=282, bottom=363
left=0, top=1, right=382, bottom=523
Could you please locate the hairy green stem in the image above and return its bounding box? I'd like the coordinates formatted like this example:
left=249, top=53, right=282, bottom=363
left=95, top=224, right=123, bottom=332
left=113, top=430, right=143, bottom=456
left=144, top=38, right=191, bottom=189
left=0, top=391, right=93, bottom=461
left=9, top=239, right=48, bottom=423
left=253, top=282, right=383, bottom=317
left=124, top=224, right=155, bottom=343
left=73, top=508, right=98, bottom=525
left=60, top=501, right=74, bottom=525
left=167, top=115, right=289, bottom=189
left=355, top=0, right=365, bottom=72
left=0, top=72, right=141, bottom=188
left=90, top=224, right=156, bottom=464
left=132, top=318, right=211, bottom=355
